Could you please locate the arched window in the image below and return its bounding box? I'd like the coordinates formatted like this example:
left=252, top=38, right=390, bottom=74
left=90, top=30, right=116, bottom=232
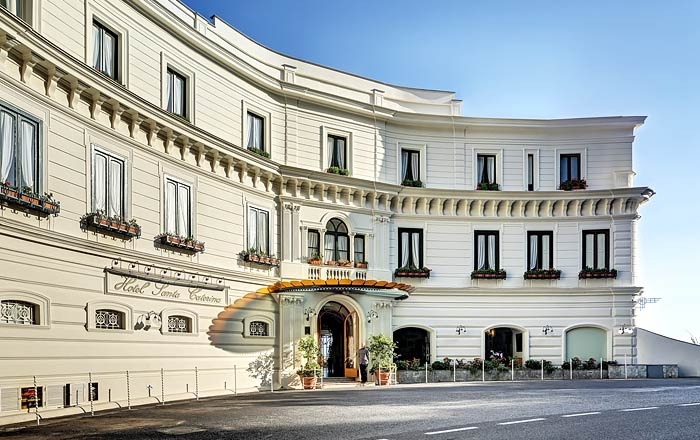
left=566, top=327, right=606, bottom=361
left=0, top=300, right=38, bottom=325
left=324, top=218, right=349, bottom=261
left=95, top=309, right=125, bottom=330
left=249, top=320, right=269, bottom=336
left=167, top=315, right=192, bottom=333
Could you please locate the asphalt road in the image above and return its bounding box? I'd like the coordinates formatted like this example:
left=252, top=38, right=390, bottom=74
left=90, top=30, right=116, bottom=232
left=2, top=379, right=700, bottom=439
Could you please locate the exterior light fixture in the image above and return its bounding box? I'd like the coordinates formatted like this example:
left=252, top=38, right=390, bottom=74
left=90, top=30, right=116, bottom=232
left=456, top=325, right=466, bottom=335
left=367, top=310, right=378, bottom=323
left=137, top=311, right=161, bottom=330
left=618, top=324, right=634, bottom=335
left=304, top=307, right=316, bottom=322
left=542, top=325, right=553, bottom=336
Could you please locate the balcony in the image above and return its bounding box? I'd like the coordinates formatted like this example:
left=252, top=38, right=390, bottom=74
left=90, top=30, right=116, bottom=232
left=307, top=265, right=367, bottom=280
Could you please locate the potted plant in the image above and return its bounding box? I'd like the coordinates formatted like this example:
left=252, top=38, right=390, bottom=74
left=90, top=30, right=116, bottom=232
left=355, top=261, right=368, bottom=269
left=476, top=182, right=500, bottom=191
left=308, top=252, right=323, bottom=265
left=471, top=268, right=507, bottom=279
left=1, top=181, right=18, bottom=199
left=247, top=146, right=270, bottom=158
left=559, top=178, right=588, bottom=191
left=325, top=259, right=337, bottom=266
left=523, top=268, right=561, bottom=280
left=394, top=265, right=431, bottom=278
left=20, top=186, right=40, bottom=205
left=296, top=335, right=320, bottom=389
left=367, top=334, right=397, bottom=386
left=337, top=259, right=352, bottom=267
left=578, top=266, right=617, bottom=279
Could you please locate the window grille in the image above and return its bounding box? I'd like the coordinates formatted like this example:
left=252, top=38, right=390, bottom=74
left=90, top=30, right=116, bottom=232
left=249, top=321, right=269, bottom=336
left=95, top=309, right=123, bottom=329
left=0, top=300, right=36, bottom=325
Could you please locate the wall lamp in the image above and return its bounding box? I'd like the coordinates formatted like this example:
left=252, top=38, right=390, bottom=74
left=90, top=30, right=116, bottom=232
left=542, top=325, right=554, bottom=336
left=456, top=325, right=467, bottom=335
left=304, top=307, right=316, bottom=322
left=367, top=310, right=378, bottom=323
left=618, top=324, right=634, bottom=335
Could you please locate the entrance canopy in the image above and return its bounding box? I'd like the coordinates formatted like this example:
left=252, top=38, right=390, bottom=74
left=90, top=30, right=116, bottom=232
left=257, top=279, right=414, bottom=300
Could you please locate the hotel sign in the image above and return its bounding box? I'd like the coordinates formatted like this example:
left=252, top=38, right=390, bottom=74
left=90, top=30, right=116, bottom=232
left=106, top=272, right=227, bottom=306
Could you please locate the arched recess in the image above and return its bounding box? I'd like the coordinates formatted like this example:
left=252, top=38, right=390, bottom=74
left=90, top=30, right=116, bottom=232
left=393, top=324, right=435, bottom=366
left=160, top=308, right=199, bottom=336
left=482, top=324, right=529, bottom=363
left=563, top=324, right=610, bottom=361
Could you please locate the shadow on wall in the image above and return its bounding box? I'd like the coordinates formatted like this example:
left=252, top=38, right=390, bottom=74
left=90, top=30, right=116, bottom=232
left=247, top=352, right=274, bottom=388
left=207, top=291, right=277, bottom=354
left=637, top=328, right=700, bottom=377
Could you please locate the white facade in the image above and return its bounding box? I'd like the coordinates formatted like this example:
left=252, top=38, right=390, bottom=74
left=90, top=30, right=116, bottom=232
left=0, top=0, right=653, bottom=419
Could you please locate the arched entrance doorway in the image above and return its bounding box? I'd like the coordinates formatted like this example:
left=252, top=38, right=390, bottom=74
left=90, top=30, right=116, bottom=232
left=318, top=301, right=358, bottom=378
left=485, top=327, right=525, bottom=364
left=394, top=327, right=429, bottom=366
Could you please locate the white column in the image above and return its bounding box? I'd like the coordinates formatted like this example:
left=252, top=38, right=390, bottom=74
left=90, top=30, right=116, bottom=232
left=291, top=205, right=301, bottom=262
left=282, top=203, right=293, bottom=261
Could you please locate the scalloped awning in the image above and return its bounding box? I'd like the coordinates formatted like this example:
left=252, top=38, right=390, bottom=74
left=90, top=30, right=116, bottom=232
left=255, top=279, right=414, bottom=300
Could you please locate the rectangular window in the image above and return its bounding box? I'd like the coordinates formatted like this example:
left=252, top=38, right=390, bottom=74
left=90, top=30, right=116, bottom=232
left=354, top=235, right=365, bottom=263
left=477, top=154, right=496, bottom=184
left=582, top=229, right=610, bottom=270
left=92, top=21, right=118, bottom=80
left=166, top=68, right=187, bottom=119
left=307, top=229, right=320, bottom=259
left=398, top=228, right=423, bottom=268
left=1, top=0, right=31, bottom=23
left=527, top=154, right=534, bottom=191
left=527, top=231, right=553, bottom=270
left=167, top=315, right=192, bottom=333
left=0, top=103, right=40, bottom=193
left=327, top=135, right=346, bottom=169
left=474, top=230, right=500, bottom=270
left=401, top=149, right=420, bottom=184
left=94, top=309, right=124, bottom=330
left=165, top=178, right=191, bottom=236
left=246, top=112, right=264, bottom=152
left=248, top=207, right=269, bottom=254
left=560, top=154, right=581, bottom=183
left=92, top=149, right=124, bottom=218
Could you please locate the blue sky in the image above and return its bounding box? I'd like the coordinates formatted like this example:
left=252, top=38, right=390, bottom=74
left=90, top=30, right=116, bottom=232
left=182, top=0, right=700, bottom=341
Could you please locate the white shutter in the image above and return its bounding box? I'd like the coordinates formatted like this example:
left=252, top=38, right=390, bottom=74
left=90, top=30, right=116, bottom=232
left=46, top=384, right=64, bottom=408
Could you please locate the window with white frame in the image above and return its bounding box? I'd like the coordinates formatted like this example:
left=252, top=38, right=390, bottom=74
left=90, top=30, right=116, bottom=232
left=246, top=112, right=264, bottom=152
left=0, top=0, right=32, bottom=23
left=94, top=309, right=124, bottom=330
left=398, top=228, right=423, bottom=269
left=560, top=154, right=581, bottom=183
left=92, top=20, right=118, bottom=80
left=401, top=149, right=420, bottom=185
left=165, top=178, right=191, bottom=237
left=324, top=218, right=349, bottom=261
left=167, top=315, right=191, bottom=333
left=527, top=153, right=535, bottom=191
left=308, top=229, right=320, bottom=259
left=0, top=102, right=40, bottom=193
left=327, top=135, right=347, bottom=170
left=248, top=207, right=269, bottom=254
left=354, top=235, right=365, bottom=263
left=92, top=148, right=124, bottom=218
left=0, top=300, right=37, bottom=325
left=474, top=230, right=499, bottom=270
left=527, top=231, right=553, bottom=270
left=476, top=154, right=496, bottom=185
left=166, top=68, right=187, bottom=119
left=582, top=229, right=610, bottom=270
left=249, top=320, right=269, bottom=336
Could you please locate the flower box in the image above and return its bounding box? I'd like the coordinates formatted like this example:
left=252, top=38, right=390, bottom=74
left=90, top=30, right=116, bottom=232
left=241, top=250, right=280, bottom=267
left=156, top=233, right=205, bottom=253
left=326, top=167, right=349, bottom=176
left=355, top=262, right=368, bottom=269
left=476, top=182, right=500, bottom=191
left=524, top=269, right=561, bottom=280
left=308, top=259, right=323, bottom=266
left=559, top=178, right=588, bottom=191
left=579, top=268, right=617, bottom=279
left=401, top=178, right=423, bottom=188
left=394, top=268, right=431, bottom=278
left=80, top=212, right=141, bottom=239
left=0, top=183, right=60, bottom=216
left=325, top=260, right=337, bottom=266
left=337, top=260, right=352, bottom=267
left=471, top=270, right=507, bottom=280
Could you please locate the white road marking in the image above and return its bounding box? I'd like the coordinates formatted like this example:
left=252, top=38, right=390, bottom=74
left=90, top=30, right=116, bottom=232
left=498, top=418, right=546, bottom=425
left=425, top=426, right=479, bottom=435
left=678, top=402, right=700, bottom=407
left=620, top=407, right=659, bottom=412
left=562, top=412, right=601, bottom=418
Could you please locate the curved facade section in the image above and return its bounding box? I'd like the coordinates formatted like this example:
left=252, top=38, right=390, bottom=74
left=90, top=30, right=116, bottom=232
left=0, top=0, right=653, bottom=419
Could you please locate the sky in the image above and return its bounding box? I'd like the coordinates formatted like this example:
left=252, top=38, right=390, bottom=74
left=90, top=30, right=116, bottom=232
left=181, top=0, right=700, bottom=342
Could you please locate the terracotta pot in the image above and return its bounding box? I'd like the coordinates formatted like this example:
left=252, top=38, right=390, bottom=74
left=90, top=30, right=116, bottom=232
left=376, top=371, right=391, bottom=386
left=300, top=375, right=317, bottom=390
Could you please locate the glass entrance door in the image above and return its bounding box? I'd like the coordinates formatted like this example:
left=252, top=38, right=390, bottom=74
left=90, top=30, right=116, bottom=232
left=344, top=311, right=358, bottom=378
